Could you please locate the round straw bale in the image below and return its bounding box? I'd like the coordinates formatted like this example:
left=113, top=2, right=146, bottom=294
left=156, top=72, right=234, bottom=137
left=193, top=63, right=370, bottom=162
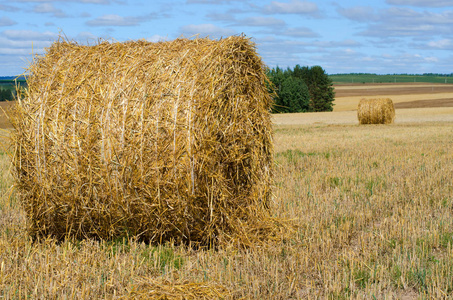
left=10, top=36, right=275, bottom=246
left=357, top=98, right=395, bottom=124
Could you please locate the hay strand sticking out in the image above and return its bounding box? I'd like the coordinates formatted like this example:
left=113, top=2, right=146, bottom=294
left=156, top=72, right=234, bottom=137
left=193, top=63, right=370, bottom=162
left=357, top=98, right=395, bottom=124
left=10, top=36, right=276, bottom=247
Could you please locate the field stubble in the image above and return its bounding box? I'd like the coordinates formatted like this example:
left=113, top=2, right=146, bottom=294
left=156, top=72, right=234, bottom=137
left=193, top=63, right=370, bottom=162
left=1, top=120, right=453, bottom=298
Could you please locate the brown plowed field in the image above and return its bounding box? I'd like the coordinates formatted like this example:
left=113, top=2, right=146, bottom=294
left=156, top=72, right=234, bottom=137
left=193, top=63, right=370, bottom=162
left=335, top=83, right=453, bottom=98
left=393, top=98, right=453, bottom=109
left=333, top=83, right=453, bottom=111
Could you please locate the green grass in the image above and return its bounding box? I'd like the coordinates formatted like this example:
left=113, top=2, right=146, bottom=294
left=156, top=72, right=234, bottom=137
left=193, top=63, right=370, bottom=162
left=329, top=74, right=453, bottom=84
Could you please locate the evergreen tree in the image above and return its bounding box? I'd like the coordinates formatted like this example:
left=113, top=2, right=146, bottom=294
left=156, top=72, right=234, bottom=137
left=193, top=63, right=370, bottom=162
left=267, top=64, right=334, bottom=113
left=267, top=67, right=310, bottom=113
left=292, top=64, right=309, bottom=80
left=279, top=76, right=310, bottom=113
left=267, top=66, right=285, bottom=97
left=0, top=88, right=13, bottom=101
left=267, top=66, right=286, bottom=113
left=304, top=66, right=335, bottom=112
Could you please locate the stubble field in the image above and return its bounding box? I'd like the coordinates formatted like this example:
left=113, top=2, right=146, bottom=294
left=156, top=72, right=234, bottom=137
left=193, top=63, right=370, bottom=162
left=0, top=83, right=452, bottom=299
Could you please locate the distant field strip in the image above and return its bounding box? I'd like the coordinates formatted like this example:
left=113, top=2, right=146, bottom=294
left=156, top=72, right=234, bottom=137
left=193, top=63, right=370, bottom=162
left=394, top=98, right=453, bottom=109
left=333, top=82, right=453, bottom=111
left=334, top=93, right=453, bottom=111
left=335, top=83, right=453, bottom=97
left=334, top=83, right=450, bottom=90
left=272, top=107, right=453, bottom=125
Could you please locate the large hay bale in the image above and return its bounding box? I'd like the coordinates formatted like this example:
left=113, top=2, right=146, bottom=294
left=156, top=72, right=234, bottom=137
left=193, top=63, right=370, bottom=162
left=357, top=98, right=395, bottom=124
left=10, top=36, right=274, bottom=246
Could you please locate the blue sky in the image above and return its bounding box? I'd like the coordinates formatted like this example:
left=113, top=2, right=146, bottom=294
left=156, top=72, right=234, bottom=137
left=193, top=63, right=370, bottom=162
left=1, top=0, right=453, bottom=75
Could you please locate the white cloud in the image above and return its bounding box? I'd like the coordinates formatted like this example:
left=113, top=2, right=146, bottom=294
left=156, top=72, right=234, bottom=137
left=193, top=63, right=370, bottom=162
left=0, top=30, right=60, bottom=74
left=425, top=56, right=439, bottom=62
left=427, top=39, right=453, bottom=49
left=308, top=50, right=444, bottom=74
left=281, top=26, right=319, bottom=37
left=33, top=3, right=68, bottom=18
left=2, top=30, right=58, bottom=41
left=312, top=39, right=362, bottom=48
left=0, top=17, right=17, bottom=27
left=206, top=12, right=237, bottom=22
left=146, top=34, right=168, bottom=42
left=337, top=6, right=379, bottom=22
left=263, top=0, right=319, bottom=15
left=86, top=15, right=140, bottom=26
left=186, top=0, right=242, bottom=3
left=0, top=47, right=34, bottom=55
left=180, top=24, right=236, bottom=37
left=254, top=26, right=318, bottom=38
left=376, top=52, right=440, bottom=67
left=0, top=4, right=20, bottom=12
left=15, top=0, right=111, bottom=3
left=237, top=16, right=286, bottom=27
left=340, top=6, right=453, bottom=39
left=79, top=0, right=110, bottom=3
left=257, top=37, right=363, bottom=65
left=361, top=23, right=438, bottom=38
left=34, top=3, right=57, bottom=13
left=386, top=0, right=453, bottom=7
left=386, top=6, right=421, bottom=18
left=85, top=12, right=161, bottom=27
left=0, top=37, right=52, bottom=55
left=74, top=31, right=99, bottom=41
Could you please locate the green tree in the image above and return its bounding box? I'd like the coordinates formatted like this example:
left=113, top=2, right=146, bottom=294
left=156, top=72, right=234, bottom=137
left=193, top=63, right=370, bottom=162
left=279, top=76, right=310, bottom=113
left=267, top=66, right=286, bottom=113
left=0, top=88, right=14, bottom=101
left=266, top=66, right=285, bottom=97
left=267, top=65, right=334, bottom=113
left=267, top=67, right=310, bottom=113
left=292, top=64, right=309, bottom=80
left=299, top=65, right=335, bottom=112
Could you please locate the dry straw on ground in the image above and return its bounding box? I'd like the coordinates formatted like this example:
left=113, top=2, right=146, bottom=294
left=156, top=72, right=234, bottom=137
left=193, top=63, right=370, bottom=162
left=126, top=278, right=230, bottom=299
left=9, top=36, right=278, bottom=247
left=357, top=98, right=395, bottom=124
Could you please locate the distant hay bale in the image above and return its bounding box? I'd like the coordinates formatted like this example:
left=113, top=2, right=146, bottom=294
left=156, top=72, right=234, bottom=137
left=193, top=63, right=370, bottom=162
left=357, top=98, right=395, bottom=124
left=10, top=36, right=275, bottom=247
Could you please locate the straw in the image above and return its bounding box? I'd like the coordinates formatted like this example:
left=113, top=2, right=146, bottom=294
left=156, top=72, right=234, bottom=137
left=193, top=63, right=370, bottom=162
left=9, top=36, right=277, bottom=247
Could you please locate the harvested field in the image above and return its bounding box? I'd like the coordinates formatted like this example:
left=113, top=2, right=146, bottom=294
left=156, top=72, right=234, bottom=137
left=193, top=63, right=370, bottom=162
left=2, top=121, right=453, bottom=298
left=334, top=83, right=453, bottom=111
left=335, top=83, right=453, bottom=97
left=0, top=101, right=13, bottom=129
left=394, top=98, right=453, bottom=109
left=272, top=107, right=453, bottom=125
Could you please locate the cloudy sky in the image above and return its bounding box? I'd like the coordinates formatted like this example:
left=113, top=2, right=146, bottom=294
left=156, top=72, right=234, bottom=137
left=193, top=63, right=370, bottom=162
left=1, top=0, right=453, bottom=75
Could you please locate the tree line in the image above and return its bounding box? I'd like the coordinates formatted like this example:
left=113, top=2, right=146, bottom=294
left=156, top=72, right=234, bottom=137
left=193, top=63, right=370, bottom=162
left=0, top=88, right=14, bottom=101
left=0, top=78, right=26, bottom=101
left=266, top=65, right=335, bottom=113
